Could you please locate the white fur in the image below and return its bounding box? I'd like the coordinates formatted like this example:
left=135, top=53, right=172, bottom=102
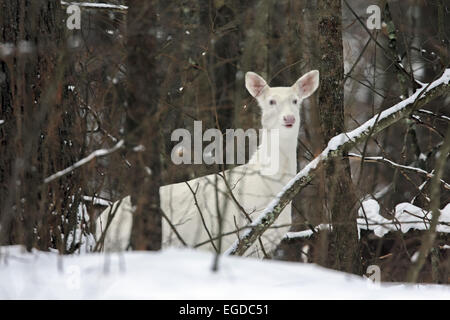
left=96, top=70, right=319, bottom=258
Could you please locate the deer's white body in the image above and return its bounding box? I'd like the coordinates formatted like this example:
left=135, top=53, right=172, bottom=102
left=96, top=70, right=319, bottom=257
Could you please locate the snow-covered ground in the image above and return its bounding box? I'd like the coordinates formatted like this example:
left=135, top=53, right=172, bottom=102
left=0, top=246, right=449, bottom=299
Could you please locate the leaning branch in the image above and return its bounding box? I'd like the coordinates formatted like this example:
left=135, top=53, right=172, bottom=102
left=44, top=140, right=124, bottom=184
left=225, top=69, right=450, bottom=256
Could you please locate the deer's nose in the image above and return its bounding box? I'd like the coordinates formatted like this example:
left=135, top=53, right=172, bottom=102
left=283, top=115, right=295, bottom=125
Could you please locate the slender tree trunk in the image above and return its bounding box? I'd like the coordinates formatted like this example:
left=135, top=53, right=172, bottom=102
left=126, top=0, right=162, bottom=250
left=317, top=0, right=360, bottom=274
left=235, top=0, right=271, bottom=129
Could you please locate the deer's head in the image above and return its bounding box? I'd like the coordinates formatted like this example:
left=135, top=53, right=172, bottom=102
left=245, top=70, right=319, bottom=139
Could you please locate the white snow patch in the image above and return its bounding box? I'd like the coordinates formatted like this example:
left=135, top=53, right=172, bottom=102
left=1, top=246, right=449, bottom=299
left=358, top=200, right=450, bottom=237
left=65, top=201, right=96, bottom=253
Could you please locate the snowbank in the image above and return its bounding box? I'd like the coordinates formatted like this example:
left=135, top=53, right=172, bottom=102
left=0, top=246, right=449, bottom=299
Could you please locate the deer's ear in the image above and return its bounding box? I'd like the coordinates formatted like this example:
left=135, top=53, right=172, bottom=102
left=245, top=72, right=268, bottom=98
left=293, top=70, right=319, bottom=99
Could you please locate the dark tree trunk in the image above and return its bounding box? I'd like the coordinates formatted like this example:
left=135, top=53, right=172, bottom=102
left=317, top=0, right=360, bottom=274
left=126, top=0, right=162, bottom=250
left=0, top=0, right=84, bottom=252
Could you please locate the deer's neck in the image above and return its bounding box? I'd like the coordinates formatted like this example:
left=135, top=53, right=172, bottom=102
left=251, top=128, right=298, bottom=181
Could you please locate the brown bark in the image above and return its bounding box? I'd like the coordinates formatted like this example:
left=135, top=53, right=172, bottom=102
left=0, top=0, right=85, bottom=252
left=126, top=0, right=162, bottom=250
left=317, top=0, right=360, bottom=274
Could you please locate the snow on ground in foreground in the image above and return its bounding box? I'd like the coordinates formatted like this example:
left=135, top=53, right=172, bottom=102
left=0, top=246, right=449, bottom=299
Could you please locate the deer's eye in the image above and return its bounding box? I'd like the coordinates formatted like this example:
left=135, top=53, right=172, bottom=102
left=269, top=99, right=276, bottom=105
left=292, top=99, right=298, bottom=104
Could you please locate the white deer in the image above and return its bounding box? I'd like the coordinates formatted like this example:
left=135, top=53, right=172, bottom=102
left=96, top=70, right=319, bottom=258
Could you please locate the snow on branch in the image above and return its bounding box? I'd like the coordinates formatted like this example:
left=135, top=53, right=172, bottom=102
left=225, top=69, right=450, bottom=256
left=285, top=199, right=450, bottom=240
left=44, top=140, right=124, bottom=184
left=358, top=199, right=450, bottom=238
left=60, top=1, right=128, bottom=11
left=82, top=195, right=112, bottom=207
left=416, top=109, right=450, bottom=122
left=285, top=224, right=331, bottom=240
left=348, top=153, right=450, bottom=190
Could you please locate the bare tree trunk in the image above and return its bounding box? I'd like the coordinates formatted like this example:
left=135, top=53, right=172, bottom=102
left=0, top=0, right=85, bottom=252
left=316, top=0, right=360, bottom=274
left=126, top=0, right=162, bottom=250
left=235, top=0, right=271, bottom=129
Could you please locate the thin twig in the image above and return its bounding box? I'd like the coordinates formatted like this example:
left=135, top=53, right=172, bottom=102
left=348, top=153, right=450, bottom=190
left=44, top=140, right=124, bottom=184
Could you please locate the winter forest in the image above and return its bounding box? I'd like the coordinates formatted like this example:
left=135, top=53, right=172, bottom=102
left=0, top=0, right=449, bottom=300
